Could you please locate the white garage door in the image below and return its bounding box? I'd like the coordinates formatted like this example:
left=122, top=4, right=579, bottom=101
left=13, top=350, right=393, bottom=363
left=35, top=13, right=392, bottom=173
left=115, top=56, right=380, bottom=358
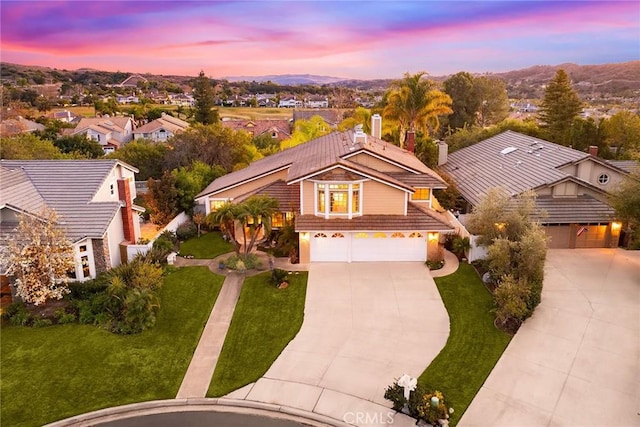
left=351, top=232, right=426, bottom=262
left=310, top=232, right=349, bottom=262
left=310, top=231, right=426, bottom=262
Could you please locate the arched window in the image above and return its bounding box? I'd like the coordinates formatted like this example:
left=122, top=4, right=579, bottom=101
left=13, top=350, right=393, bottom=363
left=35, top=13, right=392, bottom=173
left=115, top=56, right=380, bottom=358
left=331, top=233, right=345, bottom=238
left=408, top=232, right=424, bottom=238
left=314, top=233, right=327, bottom=238
left=391, top=232, right=405, bottom=238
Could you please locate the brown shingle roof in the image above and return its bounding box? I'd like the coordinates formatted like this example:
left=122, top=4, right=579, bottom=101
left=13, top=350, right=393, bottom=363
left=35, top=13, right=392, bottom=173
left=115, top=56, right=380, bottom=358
left=221, top=120, right=291, bottom=140
left=535, top=195, right=615, bottom=224
left=295, top=203, right=454, bottom=232
left=233, top=180, right=300, bottom=212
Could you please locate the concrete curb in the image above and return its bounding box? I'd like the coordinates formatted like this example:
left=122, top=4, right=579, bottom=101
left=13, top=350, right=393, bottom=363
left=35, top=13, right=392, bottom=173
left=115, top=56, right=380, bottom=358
left=44, top=398, right=351, bottom=427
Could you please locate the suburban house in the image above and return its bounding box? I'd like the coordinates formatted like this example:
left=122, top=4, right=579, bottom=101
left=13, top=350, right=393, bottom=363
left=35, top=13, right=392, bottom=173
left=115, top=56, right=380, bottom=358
left=440, top=131, right=630, bottom=248
left=133, top=114, right=189, bottom=142
left=221, top=119, right=291, bottom=142
left=0, top=159, right=142, bottom=281
left=49, top=110, right=77, bottom=123
left=304, top=95, right=329, bottom=108
left=196, top=115, right=455, bottom=263
left=0, top=116, right=45, bottom=137
left=169, top=94, right=195, bottom=107
left=278, top=97, right=303, bottom=108
left=116, top=95, right=140, bottom=104
left=69, top=116, right=134, bottom=153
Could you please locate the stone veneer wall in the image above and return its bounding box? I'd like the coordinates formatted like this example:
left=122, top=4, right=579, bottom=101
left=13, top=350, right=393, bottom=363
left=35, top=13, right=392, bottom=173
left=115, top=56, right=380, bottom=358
left=92, top=238, right=111, bottom=274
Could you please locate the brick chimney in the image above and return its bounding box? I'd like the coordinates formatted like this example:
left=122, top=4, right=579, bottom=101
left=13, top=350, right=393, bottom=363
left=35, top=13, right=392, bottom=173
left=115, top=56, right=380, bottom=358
left=589, top=145, right=598, bottom=157
left=117, top=178, right=136, bottom=243
left=406, top=130, right=415, bottom=153
left=371, top=113, right=382, bottom=139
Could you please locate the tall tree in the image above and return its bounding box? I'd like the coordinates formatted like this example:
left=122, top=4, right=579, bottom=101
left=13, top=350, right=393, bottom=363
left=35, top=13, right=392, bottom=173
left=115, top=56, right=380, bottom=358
left=601, top=111, right=640, bottom=159
left=609, top=171, right=640, bottom=247
left=383, top=72, right=452, bottom=146
left=5, top=209, right=75, bottom=306
left=538, top=69, right=583, bottom=146
left=0, top=134, right=65, bottom=159
left=473, top=76, right=509, bottom=127
left=53, top=135, right=104, bottom=158
left=193, top=71, right=219, bottom=125
left=107, top=139, right=168, bottom=180
left=281, top=116, right=331, bottom=150
left=443, top=72, right=479, bottom=130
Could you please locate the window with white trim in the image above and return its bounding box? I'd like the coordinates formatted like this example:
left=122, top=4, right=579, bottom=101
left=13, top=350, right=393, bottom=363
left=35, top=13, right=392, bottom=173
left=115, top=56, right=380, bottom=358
left=209, top=199, right=227, bottom=212
left=410, top=188, right=430, bottom=201
left=316, top=182, right=362, bottom=217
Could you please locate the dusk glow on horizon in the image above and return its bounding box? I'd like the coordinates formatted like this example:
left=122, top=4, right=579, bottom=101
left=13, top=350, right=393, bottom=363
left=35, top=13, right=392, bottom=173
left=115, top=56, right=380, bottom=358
left=1, top=1, right=638, bottom=79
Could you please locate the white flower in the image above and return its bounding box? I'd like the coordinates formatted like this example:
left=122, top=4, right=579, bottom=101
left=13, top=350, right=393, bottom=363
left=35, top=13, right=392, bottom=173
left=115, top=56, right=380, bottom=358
left=449, top=407, right=454, bottom=414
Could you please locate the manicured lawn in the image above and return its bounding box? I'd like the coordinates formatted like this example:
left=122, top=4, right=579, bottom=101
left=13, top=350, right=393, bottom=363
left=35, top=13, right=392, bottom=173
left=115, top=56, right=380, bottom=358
left=0, top=267, right=224, bottom=427
left=178, top=231, right=233, bottom=259
left=419, top=263, right=512, bottom=425
left=207, top=271, right=308, bottom=397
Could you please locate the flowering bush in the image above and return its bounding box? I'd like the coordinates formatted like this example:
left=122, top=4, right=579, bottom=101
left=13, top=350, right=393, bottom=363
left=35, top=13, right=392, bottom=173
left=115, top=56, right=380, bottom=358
left=415, top=390, right=448, bottom=425
left=384, top=380, right=453, bottom=425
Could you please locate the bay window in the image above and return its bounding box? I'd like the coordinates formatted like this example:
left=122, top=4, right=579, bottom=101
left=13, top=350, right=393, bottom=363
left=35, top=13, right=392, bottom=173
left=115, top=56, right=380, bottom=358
left=316, top=182, right=362, bottom=218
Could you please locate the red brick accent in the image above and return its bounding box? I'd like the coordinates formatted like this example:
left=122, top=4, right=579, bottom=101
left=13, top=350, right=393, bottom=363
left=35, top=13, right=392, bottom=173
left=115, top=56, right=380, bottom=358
left=589, top=145, right=598, bottom=157
left=117, top=179, right=136, bottom=243
left=406, top=131, right=416, bottom=153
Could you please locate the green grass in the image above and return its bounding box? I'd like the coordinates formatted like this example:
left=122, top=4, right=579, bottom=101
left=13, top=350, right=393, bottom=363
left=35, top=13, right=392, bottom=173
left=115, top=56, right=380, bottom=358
left=178, top=231, right=233, bottom=259
left=418, top=263, right=512, bottom=425
left=0, top=267, right=224, bottom=427
left=207, top=271, right=308, bottom=397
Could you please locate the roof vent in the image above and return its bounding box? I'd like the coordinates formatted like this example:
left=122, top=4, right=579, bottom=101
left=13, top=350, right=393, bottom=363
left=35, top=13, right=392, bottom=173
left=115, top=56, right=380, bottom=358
left=500, top=147, right=518, bottom=155
left=353, top=125, right=367, bottom=146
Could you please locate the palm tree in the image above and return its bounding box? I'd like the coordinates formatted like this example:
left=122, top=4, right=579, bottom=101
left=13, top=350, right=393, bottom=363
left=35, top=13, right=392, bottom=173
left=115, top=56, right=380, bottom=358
left=237, top=196, right=279, bottom=257
left=207, top=203, right=241, bottom=255
left=383, top=72, right=453, bottom=147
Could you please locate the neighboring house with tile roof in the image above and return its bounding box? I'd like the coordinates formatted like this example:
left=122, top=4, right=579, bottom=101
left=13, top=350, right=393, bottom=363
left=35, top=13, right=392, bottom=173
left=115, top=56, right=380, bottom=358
left=133, top=114, right=189, bottom=142
left=0, top=159, right=142, bottom=281
left=70, top=116, right=134, bottom=153
left=196, top=115, right=454, bottom=263
left=440, top=130, right=632, bottom=248
left=0, top=116, right=45, bottom=137
left=304, top=95, right=329, bottom=108
left=221, top=119, right=291, bottom=142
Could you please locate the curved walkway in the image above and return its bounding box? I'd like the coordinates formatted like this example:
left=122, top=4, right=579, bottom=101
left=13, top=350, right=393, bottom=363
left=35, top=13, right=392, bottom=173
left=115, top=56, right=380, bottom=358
left=429, top=250, right=460, bottom=278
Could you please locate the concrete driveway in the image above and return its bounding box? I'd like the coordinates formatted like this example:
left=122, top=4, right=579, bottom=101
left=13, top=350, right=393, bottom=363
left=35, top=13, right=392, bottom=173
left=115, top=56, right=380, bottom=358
left=230, top=262, right=449, bottom=425
left=460, top=249, right=640, bottom=426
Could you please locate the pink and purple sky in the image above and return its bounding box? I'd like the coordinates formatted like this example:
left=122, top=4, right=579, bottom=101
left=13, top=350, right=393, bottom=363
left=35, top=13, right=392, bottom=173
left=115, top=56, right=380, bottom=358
left=1, top=1, right=638, bottom=79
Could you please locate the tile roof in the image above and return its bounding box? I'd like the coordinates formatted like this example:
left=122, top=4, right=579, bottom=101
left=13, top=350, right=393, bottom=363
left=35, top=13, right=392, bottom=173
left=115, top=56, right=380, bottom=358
left=535, top=195, right=615, bottom=224
left=608, top=160, right=639, bottom=174
left=0, top=160, right=136, bottom=242
left=441, top=131, right=589, bottom=206
left=221, top=119, right=291, bottom=140
left=134, top=115, right=189, bottom=134
left=233, top=180, right=300, bottom=212
left=295, top=203, right=454, bottom=232
left=293, top=109, right=343, bottom=126
left=73, top=117, right=131, bottom=135
left=196, top=130, right=445, bottom=199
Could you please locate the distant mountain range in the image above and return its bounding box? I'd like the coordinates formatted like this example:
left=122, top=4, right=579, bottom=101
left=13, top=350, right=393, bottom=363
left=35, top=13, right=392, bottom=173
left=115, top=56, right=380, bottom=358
left=2, top=61, right=638, bottom=98
left=223, top=74, right=348, bottom=85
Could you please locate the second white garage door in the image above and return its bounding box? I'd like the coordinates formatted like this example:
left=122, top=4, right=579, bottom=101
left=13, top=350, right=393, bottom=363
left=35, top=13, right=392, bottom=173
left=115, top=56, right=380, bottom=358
left=310, top=231, right=426, bottom=262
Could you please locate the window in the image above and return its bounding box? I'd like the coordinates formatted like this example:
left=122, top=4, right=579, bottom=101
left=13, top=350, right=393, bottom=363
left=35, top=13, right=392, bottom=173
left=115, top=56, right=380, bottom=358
left=598, top=173, right=609, bottom=185
left=331, top=233, right=345, bottom=238
left=271, top=213, right=284, bottom=228
left=354, top=232, right=369, bottom=238
left=81, top=255, right=90, bottom=278
left=373, top=232, right=387, bottom=238
left=209, top=199, right=227, bottom=212
left=314, top=233, right=327, bottom=238
left=391, top=232, right=405, bottom=238
left=316, top=182, right=362, bottom=217
left=109, top=183, right=115, bottom=196
left=408, top=232, right=424, bottom=238
left=411, top=188, right=430, bottom=201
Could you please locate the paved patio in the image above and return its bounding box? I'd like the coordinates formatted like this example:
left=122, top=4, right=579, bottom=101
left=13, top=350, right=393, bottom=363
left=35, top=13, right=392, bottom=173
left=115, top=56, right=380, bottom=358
left=460, top=248, right=640, bottom=426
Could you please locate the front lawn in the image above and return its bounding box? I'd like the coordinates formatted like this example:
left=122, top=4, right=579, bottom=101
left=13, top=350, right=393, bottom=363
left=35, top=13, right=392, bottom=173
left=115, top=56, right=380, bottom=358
left=0, top=267, right=224, bottom=427
left=178, top=231, right=233, bottom=259
left=418, top=263, right=512, bottom=425
left=208, top=271, right=308, bottom=397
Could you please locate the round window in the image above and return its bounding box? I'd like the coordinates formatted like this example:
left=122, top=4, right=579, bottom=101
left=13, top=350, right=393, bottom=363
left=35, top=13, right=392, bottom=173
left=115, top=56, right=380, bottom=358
left=598, top=174, right=609, bottom=185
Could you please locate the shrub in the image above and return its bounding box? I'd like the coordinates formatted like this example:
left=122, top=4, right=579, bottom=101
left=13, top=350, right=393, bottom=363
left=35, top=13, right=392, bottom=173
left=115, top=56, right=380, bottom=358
left=144, top=246, right=172, bottom=265
left=67, top=278, right=109, bottom=300
left=451, top=235, right=470, bottom=260
left=32, top=317, right=53, bottom=328
left=493, top=275, right=531, bottom=327
left=152, top=235, right=175, bottom=253
left=224, top=254, right=262, bottom=270
left=384, top=381, right=407, bottom=412
left=57, top=312, right=77, bottom=324
left=415, top=390, right=449, bottom=425
left=3, top=301, right=31, bottom=326
left=176, top=221, right=198, bottom=241
left=270, top=269, right=289, bottom=287
left=426, top=259, right=445, bottom=270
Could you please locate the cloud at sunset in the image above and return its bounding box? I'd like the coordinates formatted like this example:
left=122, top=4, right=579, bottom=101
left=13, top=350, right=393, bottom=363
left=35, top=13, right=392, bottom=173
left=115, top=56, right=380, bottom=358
left=1, top=1, right=637, bottom=79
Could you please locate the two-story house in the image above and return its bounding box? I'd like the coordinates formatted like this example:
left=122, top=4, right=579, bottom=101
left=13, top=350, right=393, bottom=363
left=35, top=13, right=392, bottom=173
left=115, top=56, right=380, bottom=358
left=278, top=97, right=303, bottom=108
left=304, top=95, right=329, bottom=108
left=0, top=159, right=142, bottom=280
left=133, top=114, right=189, bottom=142
left=196, top=115, right=454, bottom=263
left=70, top=117, right=134, bottom=153
left=440, top=131, right=632, bottom=248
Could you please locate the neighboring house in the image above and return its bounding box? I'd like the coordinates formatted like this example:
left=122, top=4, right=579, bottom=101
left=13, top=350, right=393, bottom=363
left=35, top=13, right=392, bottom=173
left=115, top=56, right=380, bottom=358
left=49, top=110, right=77, bottom=123
left=196, top=115, right=454, bottom=263
left=169, top=94, right=195, bottom=107
left=0, top=116, right=45, bottom=137
left=440, top=131, right=631, bottom=248
left=221, top=119, right=291, bottom=142
left=133, top=114, right=189, bottom=142
left=278, top=97, right=303, bottom=108
left=0, top=159, right=142, bottom=281
left=304, top=95, right=329, bottom=108
left=70, top=117, right=134, bottom=153
left=293, top=109, right=343, bottom=128
left=116, top=95, right=140, bottom=104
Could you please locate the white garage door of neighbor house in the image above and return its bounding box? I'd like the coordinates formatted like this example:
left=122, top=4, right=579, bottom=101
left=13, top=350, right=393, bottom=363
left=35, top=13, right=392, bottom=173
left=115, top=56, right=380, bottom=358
left=310, top=231, right=426, bottom=262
